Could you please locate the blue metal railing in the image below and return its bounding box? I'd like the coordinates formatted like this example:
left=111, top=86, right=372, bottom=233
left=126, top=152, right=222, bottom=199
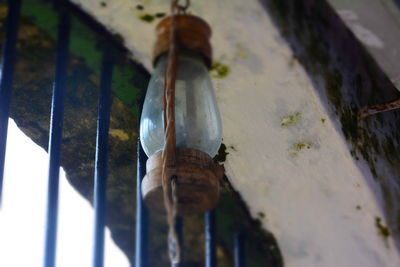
left=135, top=141, right=149, bottom=267
left=43, top=6, right=70, bottom=267
left=92, top=46, right=114, bottom=267
left=205, top=210, right=217, bottom=267
left=234, top=231, right=245, bottom=267
left=0, top=0, right=247, bottom=266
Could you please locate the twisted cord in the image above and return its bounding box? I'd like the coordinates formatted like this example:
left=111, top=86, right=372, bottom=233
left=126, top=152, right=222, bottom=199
left=358, top=98, right=400, bottom=118
left=160, top=0, right=190, bottom=263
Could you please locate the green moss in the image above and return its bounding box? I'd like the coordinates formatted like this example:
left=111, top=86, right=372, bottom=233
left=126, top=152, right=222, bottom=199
left=356, top=205, right=361, bottom=210
left=214, top=143, right=229, bottom=163
left=138, top=11, right=166, bottom=23
left=21, top=1, right=58, bottom=39
left=321, top=118, right=326, bottom=123
left=155, top=12, right=166, bottom=18
left=139, top=14, right=155, bottom=23
left=293, top=141, right=312, bottom=152
left=267, top=0, right=400, bottom=246
left=375, top=217, right=390, bottom=245
left=112, top=67, right=142, bottom=117
left=324, top=68, right=343, bottom=110
left=21, top=0, right=146, bottom=119
left=136, top=4, right=144, bottom=10
left=210, top=61, right=230, bottom=79
left=306, top=40, right=331, bottom=71
left=100, top=2, right=107, bottom=7
left=349, top=149, right=360, bottom=160
left=280, top=112, right=301, bottom=127
left=382, top=136, right=400, bottom=165
left=340, top=107, right=358, bottom=142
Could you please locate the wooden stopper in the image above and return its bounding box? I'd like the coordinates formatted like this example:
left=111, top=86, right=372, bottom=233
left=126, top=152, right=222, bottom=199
left=153, top=14, right=213, bottom=68
left=141, top=148, right=224, bottom=216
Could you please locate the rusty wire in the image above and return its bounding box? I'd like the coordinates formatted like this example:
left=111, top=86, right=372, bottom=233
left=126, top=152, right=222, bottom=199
left=358, top=98, right=400, bottom=118
left=161, top=0, right=182, bottom=263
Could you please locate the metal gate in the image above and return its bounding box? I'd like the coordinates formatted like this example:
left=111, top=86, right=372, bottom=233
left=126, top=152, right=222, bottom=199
left=0, top=0, right=249, bottom=266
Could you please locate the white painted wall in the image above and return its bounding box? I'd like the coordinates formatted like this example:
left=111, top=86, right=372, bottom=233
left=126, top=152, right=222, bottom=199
left=71, top=0, right=400, bottom=265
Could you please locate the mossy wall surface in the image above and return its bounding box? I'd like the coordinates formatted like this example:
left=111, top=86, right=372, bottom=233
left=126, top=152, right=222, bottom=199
left=263, top=0, right=400, bottom=251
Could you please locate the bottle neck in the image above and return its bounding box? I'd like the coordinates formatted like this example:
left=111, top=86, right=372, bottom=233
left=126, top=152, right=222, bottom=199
left=155, top=50, right=208, bottom=69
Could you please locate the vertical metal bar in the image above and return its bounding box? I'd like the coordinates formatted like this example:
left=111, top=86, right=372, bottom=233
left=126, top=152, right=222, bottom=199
left=0, top=0, right=21, bottom=206
left=135, top=140, right=149, bottom=267
left=234, top=231, right=245, bottom=267
left=43, top=8, right=70, bottom=267
left=92, top=47, right=113, bottom=267
left=172, top=217, right=184, bottom=267
left=205, top=210, right=216, bottom=267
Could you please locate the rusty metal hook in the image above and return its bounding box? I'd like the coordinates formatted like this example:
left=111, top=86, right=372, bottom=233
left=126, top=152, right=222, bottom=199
left=172, top=0, right=190, bottom=14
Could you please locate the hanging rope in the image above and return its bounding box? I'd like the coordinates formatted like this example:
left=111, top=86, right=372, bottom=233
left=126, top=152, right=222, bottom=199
left=161, top=0, right=190, bottom=263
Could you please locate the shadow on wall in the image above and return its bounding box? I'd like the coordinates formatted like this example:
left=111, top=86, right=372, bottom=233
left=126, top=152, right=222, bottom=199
left=394, top=0, right=400, bottom=9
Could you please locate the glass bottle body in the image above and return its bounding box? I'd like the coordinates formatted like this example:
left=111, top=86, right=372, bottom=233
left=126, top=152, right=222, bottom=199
left=140, top=54, right=222, bottom=157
